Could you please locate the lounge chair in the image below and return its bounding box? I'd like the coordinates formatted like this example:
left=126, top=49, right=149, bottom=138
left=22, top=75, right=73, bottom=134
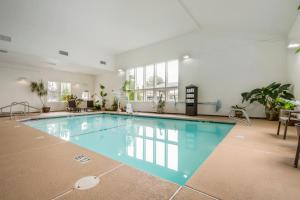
left=67, top=100, right=81, bottom=112
left=277, top=110, right=300, bottom=139
left=85, top=100, right=94, bottom=112
left=294, top=123, right=300, bottom=168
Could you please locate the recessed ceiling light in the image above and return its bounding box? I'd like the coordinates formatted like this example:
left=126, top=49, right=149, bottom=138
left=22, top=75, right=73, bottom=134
left=288, top=43, right=300, bottom=49
left=117, top=69, right=124, bottom=73
left=0, top=49, right=8, bottom=53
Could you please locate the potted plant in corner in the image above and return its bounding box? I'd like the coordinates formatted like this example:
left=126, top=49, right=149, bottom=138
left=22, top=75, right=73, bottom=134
left=157, top=93, right=166, bottom=114
left=241, top=82, right=294, bottom=121
left=92, top=83, right=107, bottom=111
left=30, top=80, right=50, bottom=113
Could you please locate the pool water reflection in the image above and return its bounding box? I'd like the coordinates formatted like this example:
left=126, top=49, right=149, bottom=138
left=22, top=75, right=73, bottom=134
left=24, top=114, right=233, bottom=185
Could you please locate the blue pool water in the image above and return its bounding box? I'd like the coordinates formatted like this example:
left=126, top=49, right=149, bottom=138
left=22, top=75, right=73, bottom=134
left=24, top=114, right=233, bottom=185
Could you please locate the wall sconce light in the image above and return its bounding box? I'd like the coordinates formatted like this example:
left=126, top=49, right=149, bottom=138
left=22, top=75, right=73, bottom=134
left=16, top=77, right=28, bottom=85
left=117, top=68, right=125, bottom=76
left=183, top=54, right=191, bottom=60
left=288, top=43, right=300, bottom=49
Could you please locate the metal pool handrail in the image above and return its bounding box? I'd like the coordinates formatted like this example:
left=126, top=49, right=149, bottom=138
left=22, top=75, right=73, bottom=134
left=0, top=101, right=41, bottom=119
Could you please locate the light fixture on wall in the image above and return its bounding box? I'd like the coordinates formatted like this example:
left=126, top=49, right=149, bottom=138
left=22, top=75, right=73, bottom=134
left=288, top=43, right=300, bottom=49
left=182, top=54, right=191, bottom=60
left=117, top=68, right=125, bottom=76
left=16, top=77, right=28, bottom=85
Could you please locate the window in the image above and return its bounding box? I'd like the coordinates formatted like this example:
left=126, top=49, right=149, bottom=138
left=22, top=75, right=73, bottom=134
left=135, top=67, right=143, bottom=89
left=125, top=59, right=179, bottom=102
left=48, top=81, right=59, bottom=102
left=155, top=62, right=165, bottom=88
left=126, top=68, right=135, bottom=90
left=61, top=82, right=71, bottom=100
left=47, top=81, right=72, bottom=102
left=145, top=65, right=154, bottom=88
left=82, top=91, right=90, bottom=100
left=167, top=60, right=179, bottom=87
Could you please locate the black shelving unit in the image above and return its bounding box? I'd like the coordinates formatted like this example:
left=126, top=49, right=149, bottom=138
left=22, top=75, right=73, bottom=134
left=185, top=84, right=198, bottom=116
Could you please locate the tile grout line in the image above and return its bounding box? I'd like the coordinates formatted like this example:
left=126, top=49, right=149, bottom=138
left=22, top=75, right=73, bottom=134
left=169, top=186, right=182, bottom=200
left=97, top=163, right=124, bottom=178
left=184, top=185, right=220, bottom=200
left=51, top=188, right=74, bottom=200
left=50, top=164, right=124, bottom=200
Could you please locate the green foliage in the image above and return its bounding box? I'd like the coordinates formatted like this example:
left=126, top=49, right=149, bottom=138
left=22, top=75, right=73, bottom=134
left=99, top=84, right=107, bottom=108
left=122, top=80, right=135, bottom=101
left=111, top=97, right=118, bottom=111
left=157, top=93, right=166, bottom=113
left=275, top=98, right=297, bottom=110
left=62, top=94, right=83, bottom=106
left=241, top=82, right=294, bottom=111
left=94, top=100, right=101, bottom=110
left=30, top=80, right=48, bottom=107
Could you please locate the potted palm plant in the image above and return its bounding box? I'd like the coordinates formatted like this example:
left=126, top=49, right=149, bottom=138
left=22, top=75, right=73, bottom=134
left=30, top=80, right=50, bottom=113
left=157, top=93, right=166, bottom=114
left=241, top=82, right=294, bottom=120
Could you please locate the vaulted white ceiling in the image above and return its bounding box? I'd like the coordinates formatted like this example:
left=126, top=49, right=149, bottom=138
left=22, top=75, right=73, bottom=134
left=0, top=0, right=299, bottom=73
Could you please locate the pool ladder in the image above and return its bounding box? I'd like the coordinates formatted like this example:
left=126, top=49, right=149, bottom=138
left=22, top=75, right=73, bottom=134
left=0, top=101, right=41, bottom=119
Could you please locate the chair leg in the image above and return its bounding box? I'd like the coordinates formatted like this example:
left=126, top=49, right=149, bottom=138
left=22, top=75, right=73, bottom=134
left=294, top=136, right=300, bottom=168
left=277, top=121, right=281, bottom=135
left=283, top=122, right=288, bottom=140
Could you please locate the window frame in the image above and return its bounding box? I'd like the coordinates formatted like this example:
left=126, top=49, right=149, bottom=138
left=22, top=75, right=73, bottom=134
left=125, top=59, right=179, bottom=102
left=47, top=81, right=72, bottom=103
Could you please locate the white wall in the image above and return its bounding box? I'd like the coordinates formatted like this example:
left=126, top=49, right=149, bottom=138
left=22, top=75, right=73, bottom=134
left=288, top=51, right=300, bottom=100
left=112, top=31, right=288, bottom=117
left=0, top=62, right=95, bottom=112
left=288, top=16, right=300, bottom=100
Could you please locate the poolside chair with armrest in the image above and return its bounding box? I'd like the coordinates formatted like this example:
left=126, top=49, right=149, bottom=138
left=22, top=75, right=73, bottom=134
left=294, top=123, right=300, bottom=168
left=67, top=100, right=81, bottom=112
left=85, top=100, right=95, bottom=112
left=277, top=110, right=300, bottom=139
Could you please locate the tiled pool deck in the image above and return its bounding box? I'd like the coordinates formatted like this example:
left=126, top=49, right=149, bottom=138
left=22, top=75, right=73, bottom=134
left=0, top=111, right=300, bottom=200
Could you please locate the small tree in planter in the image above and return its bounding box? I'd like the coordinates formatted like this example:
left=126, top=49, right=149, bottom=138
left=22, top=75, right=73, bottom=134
left=157, top=93, right=166, bottom=114
left=241, top=82, right=294, bottom=121
left=92, top=84, right=107, bottom=111
left=30, top=80, right=50, bottom=113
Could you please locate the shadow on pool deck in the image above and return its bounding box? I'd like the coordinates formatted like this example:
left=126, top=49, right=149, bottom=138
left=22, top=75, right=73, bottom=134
left=0, top=112, right=300, bottom=200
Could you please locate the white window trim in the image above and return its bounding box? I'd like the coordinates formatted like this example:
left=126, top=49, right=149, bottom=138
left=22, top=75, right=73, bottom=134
left=126, top=59, right=179, bottom=102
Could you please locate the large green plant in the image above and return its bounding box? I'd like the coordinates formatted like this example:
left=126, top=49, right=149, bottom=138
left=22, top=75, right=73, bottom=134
left=62, top=94, right=83, bottom=106
left=30, top=80, right=48, bottom=107
left=99, top=84, right=107, bottom=108
left=241, top=82, right=294, bottom=120
left=157, top=93, right=166, bottom=114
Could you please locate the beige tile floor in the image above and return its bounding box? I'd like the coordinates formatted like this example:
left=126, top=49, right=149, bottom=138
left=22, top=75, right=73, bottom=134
left=0, top=112, right=299, bottom=200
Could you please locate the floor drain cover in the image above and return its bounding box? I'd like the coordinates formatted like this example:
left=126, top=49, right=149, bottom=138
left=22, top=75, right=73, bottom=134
left=74, top=176, right=100, bottom=190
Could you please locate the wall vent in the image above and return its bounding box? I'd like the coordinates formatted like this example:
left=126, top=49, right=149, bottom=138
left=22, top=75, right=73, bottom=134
left=100, top=60, right=106, bottom=65
left=0, top=49, right=8, bottom=53
left=0, top=34, right=12, bottom=42
left=59, top=50, right=68, bottom=56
